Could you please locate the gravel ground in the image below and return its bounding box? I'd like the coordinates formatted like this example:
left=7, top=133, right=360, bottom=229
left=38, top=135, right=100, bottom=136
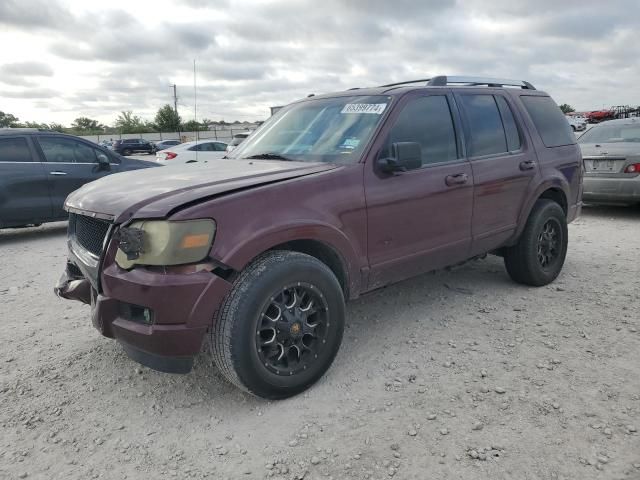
left=1, top=206, right=639, bottom=480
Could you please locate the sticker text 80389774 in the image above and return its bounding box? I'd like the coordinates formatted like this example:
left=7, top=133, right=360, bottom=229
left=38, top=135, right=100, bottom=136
left=340, top=103, right=387, bottom=115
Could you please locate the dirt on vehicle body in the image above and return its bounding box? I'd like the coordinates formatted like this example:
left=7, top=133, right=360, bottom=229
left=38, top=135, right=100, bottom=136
left=56, top=75, right=583, bottom=399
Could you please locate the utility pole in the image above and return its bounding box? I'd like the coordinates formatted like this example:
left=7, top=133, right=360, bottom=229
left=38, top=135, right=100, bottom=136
left=171, top=84, right=181, bottom=138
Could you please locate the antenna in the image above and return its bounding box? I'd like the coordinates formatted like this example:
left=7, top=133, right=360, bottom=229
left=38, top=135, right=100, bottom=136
left=193, top=59, right=198, bottom=161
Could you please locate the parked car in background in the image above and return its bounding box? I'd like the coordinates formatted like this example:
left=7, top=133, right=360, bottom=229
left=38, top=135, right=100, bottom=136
left=56, top=75, right=582, bottom=399
left=566, top=115, right=587, bottom=132
left=155, top=140, right=227, bottom=164
left=225, top=131, right=252, bottom=152
left=99, top=140, right=113, bottom=149
left=578, top=118, right=640, bottom=205
left=152, top=139, right=181, bottom=152
left=0, top=129, right=158, bottom=229
left=586, top=109, right=616, bottom=124
left=112, top=138, right=156, bottom=156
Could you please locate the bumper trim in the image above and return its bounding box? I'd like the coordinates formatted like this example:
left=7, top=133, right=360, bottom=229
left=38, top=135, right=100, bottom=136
left=121, top=342, right=194, bottom=374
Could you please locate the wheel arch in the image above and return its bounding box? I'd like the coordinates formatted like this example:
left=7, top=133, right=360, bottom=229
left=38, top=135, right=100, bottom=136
left=511, top=181, right=570, bottom=243
left=216, top=224, right=362, bottom=299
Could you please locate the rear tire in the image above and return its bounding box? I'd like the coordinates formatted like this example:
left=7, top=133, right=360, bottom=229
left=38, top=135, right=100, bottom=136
left=504, top=199, right=568, bottom=286
left=210, top=251, right=345, bottom=399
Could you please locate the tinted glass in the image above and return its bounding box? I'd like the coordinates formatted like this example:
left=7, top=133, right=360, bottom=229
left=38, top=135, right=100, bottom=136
left=39, top=137, right=98, bottom=163
left=214, top=142, right=227, bottom=151
left=578, top=124, right=640, bottom=143
left=521, top=96, right=575, bottom=147
left=0, top=137, right=33, bottom=162
left=384, top=95, right=458, bottom=166
left=460, top=94, right=507, bottom=156
left=495, top=96, right=521, bottom=151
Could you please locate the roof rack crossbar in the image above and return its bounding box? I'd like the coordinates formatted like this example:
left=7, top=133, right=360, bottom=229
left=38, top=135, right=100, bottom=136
left=379, top=76, right=535, bottom=90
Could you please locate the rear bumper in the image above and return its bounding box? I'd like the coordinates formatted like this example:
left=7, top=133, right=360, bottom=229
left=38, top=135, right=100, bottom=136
left=583, top=176, right=640, bottom=204
left=56, top=260, right=233, bottom=373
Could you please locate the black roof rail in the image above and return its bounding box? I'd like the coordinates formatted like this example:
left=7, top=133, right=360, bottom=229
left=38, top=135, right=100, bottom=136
left=379, top=76, right=536, bottom=90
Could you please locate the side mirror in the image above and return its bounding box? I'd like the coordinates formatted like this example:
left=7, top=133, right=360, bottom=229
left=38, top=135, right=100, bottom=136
left=376, top=142, right=422, bottom=174
left=97, top=153, right=111, bottom=170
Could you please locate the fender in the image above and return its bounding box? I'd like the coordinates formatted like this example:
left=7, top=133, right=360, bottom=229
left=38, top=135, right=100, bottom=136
left=215, top=221, right=363, bottom=298
left=511, top=176, right=570, bottom=242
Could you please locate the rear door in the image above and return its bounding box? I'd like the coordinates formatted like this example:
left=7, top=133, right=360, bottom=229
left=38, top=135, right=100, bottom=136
left=455, top=92, right=538, bottom=255
left=36, top=136, right=119, bottom=217
left=0, top=135, right=52, bottom=227
left=364, top=91, right=474, bottom=288
left=190, top=141, right=227, bottom=161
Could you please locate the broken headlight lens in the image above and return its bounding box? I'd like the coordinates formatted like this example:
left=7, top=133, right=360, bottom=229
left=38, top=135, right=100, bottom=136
left=115, top=219, right=216, bottom=269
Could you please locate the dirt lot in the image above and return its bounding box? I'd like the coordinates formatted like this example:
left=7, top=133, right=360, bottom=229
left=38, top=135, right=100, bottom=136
left=1, top=206, right=639, bottom=480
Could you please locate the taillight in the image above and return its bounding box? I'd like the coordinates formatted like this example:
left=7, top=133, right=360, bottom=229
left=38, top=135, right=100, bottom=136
left=624, top=163, right=640, bottom=173
left=164, top=152, right=177, bottom=160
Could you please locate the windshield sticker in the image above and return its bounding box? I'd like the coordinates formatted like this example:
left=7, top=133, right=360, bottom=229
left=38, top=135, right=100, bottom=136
left=341, top=103, right=387, bottom=115
left=340, top=138, right=361, bottom=149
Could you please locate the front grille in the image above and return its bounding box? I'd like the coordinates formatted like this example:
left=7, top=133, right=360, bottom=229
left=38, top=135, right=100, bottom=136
left=69, top=213, right=111, bottom=257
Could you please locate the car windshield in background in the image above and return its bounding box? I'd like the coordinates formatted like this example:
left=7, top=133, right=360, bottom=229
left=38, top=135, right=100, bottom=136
left=228, top=95, right=391, bottom=163
left=578, top=124, right=640, bottom=143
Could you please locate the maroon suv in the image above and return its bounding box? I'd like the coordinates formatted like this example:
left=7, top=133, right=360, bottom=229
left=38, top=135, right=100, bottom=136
left=56, top=76, right=583, bottom=399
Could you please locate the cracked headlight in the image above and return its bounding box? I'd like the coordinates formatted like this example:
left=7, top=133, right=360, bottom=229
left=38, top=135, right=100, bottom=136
left=115, top=219, right=216, bottom=269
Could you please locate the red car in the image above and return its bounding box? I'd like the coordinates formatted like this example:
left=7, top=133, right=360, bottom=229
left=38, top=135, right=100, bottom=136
left=56, top=76, right=583, bottom=399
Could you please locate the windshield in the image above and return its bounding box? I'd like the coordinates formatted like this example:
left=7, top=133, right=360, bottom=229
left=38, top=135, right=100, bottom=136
left=228, top=95, right=391, bottom=163
left=578, top=123, right=640, bottom=143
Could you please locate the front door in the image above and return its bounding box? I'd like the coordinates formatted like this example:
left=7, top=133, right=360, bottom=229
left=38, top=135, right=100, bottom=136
left=0, top=135, right=52, bottom=227
left=455, top=92, right=539, bottom=255
left=364, top=92, right=474, bottom=289
left=36, top=136, right=117, bottom=217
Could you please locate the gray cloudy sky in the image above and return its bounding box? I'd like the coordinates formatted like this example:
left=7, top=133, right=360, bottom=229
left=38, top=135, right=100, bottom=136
left=1, top=0, right=638, bottom=125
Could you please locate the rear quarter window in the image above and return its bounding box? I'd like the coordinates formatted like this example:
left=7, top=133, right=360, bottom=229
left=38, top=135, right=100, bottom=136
left=521, top=96, right=575, bottom=147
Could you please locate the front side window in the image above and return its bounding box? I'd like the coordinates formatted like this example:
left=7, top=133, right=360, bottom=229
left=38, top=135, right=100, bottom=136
left=381, top=95, right=458, bottom=166
left=228, top=95, right=391, bottom=163
left=0, top=137, right=33, bottom=162
left=460, top=94, right=507, bottom=157
left=39, top=137, right=98, bottom=163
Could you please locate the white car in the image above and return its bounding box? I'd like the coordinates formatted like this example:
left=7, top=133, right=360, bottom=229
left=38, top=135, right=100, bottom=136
left=226, top=131, right=252, bottom=152
left=566, top=115, right=587, bottom=132
left=155, top=140, right=228, bottom=164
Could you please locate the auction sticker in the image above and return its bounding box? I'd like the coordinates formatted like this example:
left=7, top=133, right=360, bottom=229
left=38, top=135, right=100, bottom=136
left=341, top=103, right=387, bottom=114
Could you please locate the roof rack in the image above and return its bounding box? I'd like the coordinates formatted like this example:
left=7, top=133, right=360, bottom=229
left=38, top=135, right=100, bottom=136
left=380, top=76, right=536, bottom=90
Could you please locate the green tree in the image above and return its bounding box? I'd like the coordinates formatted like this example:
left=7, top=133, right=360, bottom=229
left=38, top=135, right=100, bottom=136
left=182, top=119, right=202, bottom=131
left=114, top=111, right=147, bottom=134
left=559, top=104, right=575, bottom=114
left=0, top=111, right=20, bottom=127
left=71, top=117, right=104, bottom=132
left=154, top=104, right=182, bottom=132
left=48, top=122, right=66, bottom=133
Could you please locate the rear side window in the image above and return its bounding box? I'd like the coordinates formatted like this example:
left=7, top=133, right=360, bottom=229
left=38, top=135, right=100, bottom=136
left=384, top=95, right=458, bottom=165
left=459, top=94, right=507, bottom=156
left=213, top=142, right=227, bottom=151
left=495, top=96, right=521, bottom=151
left=521, top=96, right=575, bottom=147
left=0, top=137, right=33, bottom=162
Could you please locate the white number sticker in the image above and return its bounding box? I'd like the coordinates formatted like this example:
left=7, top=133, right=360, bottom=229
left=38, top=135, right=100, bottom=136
left=340, top=103, right=387, bottom=115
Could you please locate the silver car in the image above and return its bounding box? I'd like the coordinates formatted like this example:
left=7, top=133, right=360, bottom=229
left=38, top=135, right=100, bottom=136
left=578, top=118, right=640, bottom=205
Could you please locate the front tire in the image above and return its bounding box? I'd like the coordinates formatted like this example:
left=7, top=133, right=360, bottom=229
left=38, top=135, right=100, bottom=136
left=210, top=251, right=345, bottom=399
left=122, top=149, right=132, bottom=156
left=504, top=199, right=568, bottom=286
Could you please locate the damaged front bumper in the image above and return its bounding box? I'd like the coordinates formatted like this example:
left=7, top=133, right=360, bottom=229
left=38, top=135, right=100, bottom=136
left=55, top=252, right=233, bottom=374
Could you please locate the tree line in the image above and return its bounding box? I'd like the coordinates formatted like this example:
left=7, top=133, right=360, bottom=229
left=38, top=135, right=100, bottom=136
left=0, top=105, right=253, bottom=135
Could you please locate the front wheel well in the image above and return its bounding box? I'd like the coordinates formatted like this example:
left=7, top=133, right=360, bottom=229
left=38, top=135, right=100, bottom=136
left=268, top=239, right=349, bottom=298
left=538, top=188, right=567, bottom=216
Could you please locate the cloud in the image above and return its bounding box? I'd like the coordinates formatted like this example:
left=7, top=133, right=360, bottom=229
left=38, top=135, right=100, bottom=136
left=0, top=0, right=639, bottom=125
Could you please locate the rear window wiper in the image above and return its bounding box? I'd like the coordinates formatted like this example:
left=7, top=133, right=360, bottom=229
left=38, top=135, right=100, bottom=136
left=245, top=153, right=294, bottom=161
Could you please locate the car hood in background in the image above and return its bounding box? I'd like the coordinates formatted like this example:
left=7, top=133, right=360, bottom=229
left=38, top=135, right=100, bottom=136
left=65, top=159, right=336, bottom=223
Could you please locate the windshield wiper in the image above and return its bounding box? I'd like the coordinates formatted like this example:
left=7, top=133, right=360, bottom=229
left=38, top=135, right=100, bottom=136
left=245, top=153, right=294, bottom=161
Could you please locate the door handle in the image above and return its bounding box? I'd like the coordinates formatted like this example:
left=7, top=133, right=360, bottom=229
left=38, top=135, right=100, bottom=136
left=519, top=160, right=536, bottom=171
left=445, top=173, right=469, bottom=186
left=49, top=171, right=68, bottom=176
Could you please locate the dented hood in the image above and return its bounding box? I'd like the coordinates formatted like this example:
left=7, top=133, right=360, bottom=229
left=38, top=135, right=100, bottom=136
left=65, top=159, right=336, bottom=223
